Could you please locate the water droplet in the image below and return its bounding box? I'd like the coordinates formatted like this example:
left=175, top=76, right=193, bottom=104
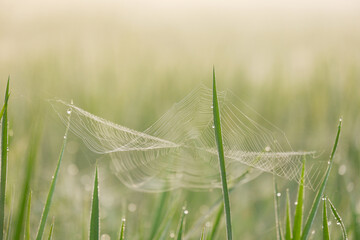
left=205, top=221, right=211, bottom=227
left=67, top=108, right=72, bottom=115
left=184, top=210, right=189, bottom=215
left=122, top=218, right=126, bottom=222
left=212, top=125, right=215, bottom=129
left=339, top=117, right=342, bottom=122
left=276, top=193, right=281, bottom=197
left=51, top=176, right=54, bottom=179
left=265, top=146, right=271, bottom=152
left=64, top=136, right=67, bottom=139
left=6, top=147, right=9, bottom=152
left=169, top=232, right=175, bottom=238
left=347, top=182, right=354, bottom=192
left=128, top=203, right=137, bottom=212
left=338, top=164, right=347, bottom=175
left=294, top=202, right=298, bottom=205
left=328, top=221, right=332, bottom=226
left=311, top=230, right=315, bottom=234
left=211, top=105, right=214, bottom=109
left=322, top=197, right=326, bottom=201
left=336, top=222, right=341, bottom=225
left=100, top=234, right=111, bottom=240
left=70, top=99, right=74, bottom=105
left=327, top=161, right=330, bottom=165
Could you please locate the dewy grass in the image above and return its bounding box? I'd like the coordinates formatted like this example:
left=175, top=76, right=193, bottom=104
left=118, top=218, right=126, bottom=240
left=212, top=67, right=233, bottom=240
left=89, top=166, right=100, bottom=240
left=322, top=198, right=330, bottom=240
left=0, top=77, right=10, bottom=240
left=300, top=119, right=342, bottom=240
left=328, top=198, right=348, bottom=239
left=35, top=105, right=72, bottom=240
left=25, top=191, right=32, bottom=240
left=274, top=179, right=283, bottom=240
left=293, top=159, right=305, bottom=240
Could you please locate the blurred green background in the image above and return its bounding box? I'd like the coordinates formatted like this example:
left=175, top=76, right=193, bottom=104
left=0, top=0, right=359, bottom=239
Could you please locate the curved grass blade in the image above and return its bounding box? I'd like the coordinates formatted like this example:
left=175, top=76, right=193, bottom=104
left=322, top=198, right=329, bottom=240
left=0, top=77, right=10, bottom=240
left=25, top=191, right=32, bottom=240
left=207, top=204, right=223, bottom=240
left=274, top=178, right=283, bottom=240
left=301, top=118, right=342, bottom=240
left=118, top=218, right=125, bottom=240
left=328, top=198, right=348, bottom=240
left=212, top=67, right=232, bottom=240
left=89, top=166, right=100, bottom=240
left=293, top=159, right=305, bottom=240
left=285, top=189, right=292, bottom=240
left=35, top=109, right=71, bottom=240
left=148, top=191, right=168, bottom=240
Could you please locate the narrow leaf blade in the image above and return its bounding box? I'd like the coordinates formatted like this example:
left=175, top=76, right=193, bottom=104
left=322, top=198, right=329, bottom=240
left=293, top=159, right=305, bottom=240
left=328, top=198, right=348, bottom=240
left=285, top=189, right=292, bottom=240
left=89, top=166, right=100, bottom=240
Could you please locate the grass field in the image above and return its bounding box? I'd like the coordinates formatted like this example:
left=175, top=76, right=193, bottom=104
left=0, top=1, right=359, bottom=239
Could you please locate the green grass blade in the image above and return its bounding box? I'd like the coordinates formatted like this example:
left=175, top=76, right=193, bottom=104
left=176, top=208, right=187, bottom=240
left=301, top=118, right=342, bottom=240
left=148, top=191, right=168, bottom=240
left=322, top=198, right=330, bottom=240
left=327, top=198, right=347, bottom=240
left=47, top=219, right=54, bottom=240
left=118, top=218, right=125, bottom=240
left=25, top=191, right=32, bottom=240
left=89, top=166, right=100, bottom=240
left=293, top=159, right=305, bottom=240
left=208, top=204, right=223, bottom=240
left=274, top=178, right=283, bottom=240
left=4, top=186, right=14, bottom=240
left=0, top=76, right=10, bottom=240
left=35, top=110, right=71, bottom=240
left=200, top=227, right=206, bottom=240
left=285, top=189, right=292, bottom=240
left=212, top=67, right=232, bottom=240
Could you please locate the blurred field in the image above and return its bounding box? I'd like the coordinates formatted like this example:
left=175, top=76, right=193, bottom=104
left=0, top=0, right=360, bottom=239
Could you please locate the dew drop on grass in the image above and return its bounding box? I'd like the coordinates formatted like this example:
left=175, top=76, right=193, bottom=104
left=338, top=164, right=347, bottom=175
left=336, top=222, right=341, bottom=226
left=67, top=108, right=72, bottom=115
left=212, top=125, right=215, bottom=129
left=211, top=105, right=213, bottom=109
left=184, top=209, right=189, bottom=215
left=322, top=197, right=326, bottom=201
left=64, top=136, right=67, bottom=139
left=347, top=182, right=354, bottom=192
left=265, top=146, right=271, bottom=152
left=311, top=230, right=315, bottom=235
left=276, top=192, right=281, bottom=197
left=100, top=234, right=111, bottom=240
left=327, top=161, right=330, bottom=165
left=294, top=201, right=298, bottom=205
left=128, top=203, right=137, bottom=212
left=169, top=231, right=175, bottom=238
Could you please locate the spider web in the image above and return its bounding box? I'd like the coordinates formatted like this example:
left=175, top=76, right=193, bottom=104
left=51, top=86, right=326, bottom=192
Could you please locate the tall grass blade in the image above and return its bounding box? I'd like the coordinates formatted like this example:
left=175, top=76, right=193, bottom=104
left=207, top=204, right=223, bottom=240
left=212, top=67, right=232, bottom=240
left=285, top=189, right=292, bottom=240
left=89, top=166, right=100, bottom=240
left=327, top=198, right=348, bottom=240
left=200, top=227, right=205, bottom=240
left=176, top=208, right=187, bottom=240
left=293, top=159, right=305, bottom=240
left=301, top=119, right=342, bottom=240
left=274, top=178, right=283, bottom=240
left=47, top=219, right=54, bottom=240
left=148, top=191, right=168, bottom=240
left=4, top=186, right=14, bottom=240
left=0, top=77, right=10, bottom=240
left=25, top=191, right=32, bottom=240
left=118, top=218, right=125, bottom=240
left=35, top=109, right=71, bottom=240
left=322, top=198, right=330, bottom=240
